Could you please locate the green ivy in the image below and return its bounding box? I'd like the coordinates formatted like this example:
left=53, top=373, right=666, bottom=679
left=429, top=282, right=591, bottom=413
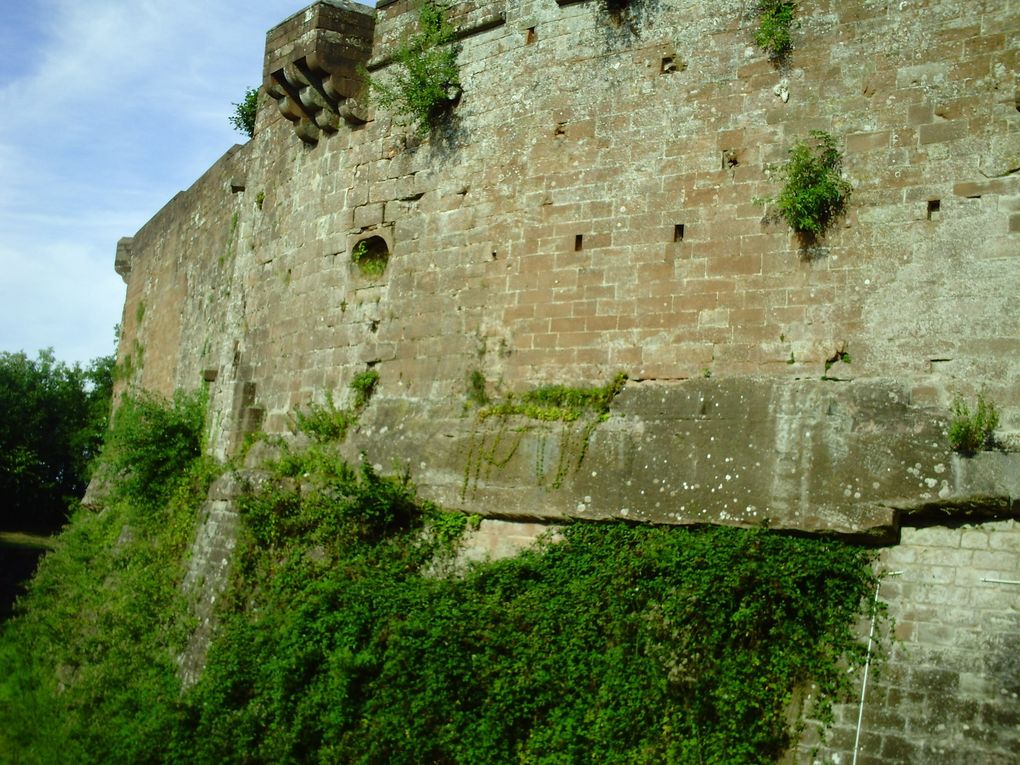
left=762, top=130, right=852, bottom=238
left=176, top=452, right=882, bottom=763
left=365, top=1, right=461, bottom=136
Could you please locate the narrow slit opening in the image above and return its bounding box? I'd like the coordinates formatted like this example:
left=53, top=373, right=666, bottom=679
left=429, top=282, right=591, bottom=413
left=673, top=224, right=685, bottom=242
left=574, top=234, right=584, bottom=251
left=926, top=200, right=940, bottom=221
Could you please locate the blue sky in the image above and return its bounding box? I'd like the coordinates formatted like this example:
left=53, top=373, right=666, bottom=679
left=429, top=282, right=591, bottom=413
left=0, top=0, right=371, bottom=365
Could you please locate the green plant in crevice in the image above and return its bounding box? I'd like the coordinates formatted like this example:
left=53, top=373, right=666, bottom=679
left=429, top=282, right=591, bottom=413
left=351, top=239, right=388, bottom=278
left=350, top=369, right=380, bottom=410
left=948, top=394, right=999, bottom=455
left=754, top=0, right=797, bottom=62
left=229, top=86, right=258, bottom=138
left=467, top=368, right=489, bottom=406
left=363, top=1, right=461, bottom=136
left=255, top=190, right=265, bottom=210
left=294, top=368, right=381, bottom=444
left=760, top=130, right=852, bottom=239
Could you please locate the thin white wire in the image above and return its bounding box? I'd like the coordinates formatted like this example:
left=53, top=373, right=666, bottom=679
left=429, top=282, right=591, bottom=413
left=851, top=571, right=902, bottom=765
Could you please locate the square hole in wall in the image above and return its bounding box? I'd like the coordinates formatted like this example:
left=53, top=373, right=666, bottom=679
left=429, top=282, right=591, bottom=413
left=721, top=149, right=741, bottom=170
left=927, top=199, right=940, bottom=220
left=673, top=224, right=685, bottom=242
left=525, top=26, right=537, bottom=45
left=574, top=234, right=584, bottom=251
left=661, top=56, right=676, bottom=74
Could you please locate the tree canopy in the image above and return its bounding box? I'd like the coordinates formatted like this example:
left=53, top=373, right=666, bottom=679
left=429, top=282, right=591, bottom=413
left=0, top=349, right=114, bottom=533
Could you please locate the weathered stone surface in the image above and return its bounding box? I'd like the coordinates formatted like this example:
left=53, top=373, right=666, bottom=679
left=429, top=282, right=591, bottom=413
left=108, top=2, right=1020, bottom=757
left=801, top=519, right=1020, bottom=765
left=340, top=378, right=1019, bottom=541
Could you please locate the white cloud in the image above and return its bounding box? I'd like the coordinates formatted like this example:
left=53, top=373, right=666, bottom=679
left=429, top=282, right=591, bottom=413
left=0, top=0, right=328, bottom=364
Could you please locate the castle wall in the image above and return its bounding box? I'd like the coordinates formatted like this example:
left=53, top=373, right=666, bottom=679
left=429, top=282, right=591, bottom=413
left=115, top=0, right=1018, bottom=532
left=108, top=2, right=1020, bottom=760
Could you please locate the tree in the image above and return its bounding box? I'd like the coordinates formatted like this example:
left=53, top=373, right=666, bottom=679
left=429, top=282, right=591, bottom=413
left=229, top=87, right=259, bottom=139
left=0, top=350, right=114, bottom=533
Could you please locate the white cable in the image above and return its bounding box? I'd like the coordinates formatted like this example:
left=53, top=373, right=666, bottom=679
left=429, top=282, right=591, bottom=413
left=852, top=571, right=902, bottom=765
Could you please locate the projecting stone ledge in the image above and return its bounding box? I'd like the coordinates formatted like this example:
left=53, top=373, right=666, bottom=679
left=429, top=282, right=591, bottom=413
left=263, top=0, right=375, bottom=144
left=340, top=378, right=1020, bottom=543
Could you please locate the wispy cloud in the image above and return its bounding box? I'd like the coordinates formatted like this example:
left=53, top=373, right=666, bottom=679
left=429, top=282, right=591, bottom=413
left=0, top=0, right=367, bottom=364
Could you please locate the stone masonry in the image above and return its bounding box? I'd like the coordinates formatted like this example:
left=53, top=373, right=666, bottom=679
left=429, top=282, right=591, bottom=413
left=106, top=1, right=1020, bottom=761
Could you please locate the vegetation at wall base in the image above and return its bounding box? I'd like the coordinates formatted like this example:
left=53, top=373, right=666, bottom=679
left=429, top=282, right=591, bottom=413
left=0, top=388, right=213, bottom=764
left=754, top=1, right=797, bottom=62
left=229, top=86, right=258, bottom=139
left=948, top=394, right=999, bottom=455
left=178, top=445, right=882, bottom=763
left=761, top=130, right=852, bottom=238
left=1, top=388, right=884, bottom=764
left=364, top=1, right=461, bottom=136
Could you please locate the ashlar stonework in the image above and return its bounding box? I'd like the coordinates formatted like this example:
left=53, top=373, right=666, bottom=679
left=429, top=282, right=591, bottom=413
left=107, top=1, right=1020, bottom=762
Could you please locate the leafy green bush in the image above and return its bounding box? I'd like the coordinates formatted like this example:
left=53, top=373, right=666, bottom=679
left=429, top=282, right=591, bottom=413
left=229, top=87, right=258, bottom=138
left=948, top=394, right=999, bottom=455
left=365, top=1, right=460, bottom=136
left=762, top=130, right=852, bottom=238
left=754, top=0, right=796, bottom=61
left=0, top=390, right=216, bottom=764
left=102, top=388, right=207, bottom=508
left=178, top=456, right=882, bottom=764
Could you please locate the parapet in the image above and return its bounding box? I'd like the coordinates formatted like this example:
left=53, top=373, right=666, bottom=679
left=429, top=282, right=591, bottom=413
left=263, top=0, right=376, bottom=144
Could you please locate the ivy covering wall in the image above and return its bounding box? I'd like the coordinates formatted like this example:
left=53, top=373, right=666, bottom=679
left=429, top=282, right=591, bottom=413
left=0, top=391, right=882, bottom=764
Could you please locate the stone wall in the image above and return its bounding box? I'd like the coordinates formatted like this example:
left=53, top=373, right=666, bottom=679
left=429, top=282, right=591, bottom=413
left=108, top=2, right=1020, bottom=760
left=112, top=0, right=1019, bottom=532
left=803, top=518, right=1020, bottom=765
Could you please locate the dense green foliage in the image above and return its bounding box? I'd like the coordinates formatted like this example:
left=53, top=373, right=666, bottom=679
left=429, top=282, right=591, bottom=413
left=0, top=388, right=213, bottom=764
left=948, top=394, right=999, bottom=455
left=754, top=1, right=796, bottom=62
left=365, top=1, right=461, bottom=136
left=1, top=385, right=882, bottom=764
left=763, top=131, right=852, bottom=238
left=102, top=389, right=208, bottom=509
left=229, top=87, right=259, bottom=138
left=0, top=349, right=114, bottom=532
left=177, top=446, right=879, bottom=763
